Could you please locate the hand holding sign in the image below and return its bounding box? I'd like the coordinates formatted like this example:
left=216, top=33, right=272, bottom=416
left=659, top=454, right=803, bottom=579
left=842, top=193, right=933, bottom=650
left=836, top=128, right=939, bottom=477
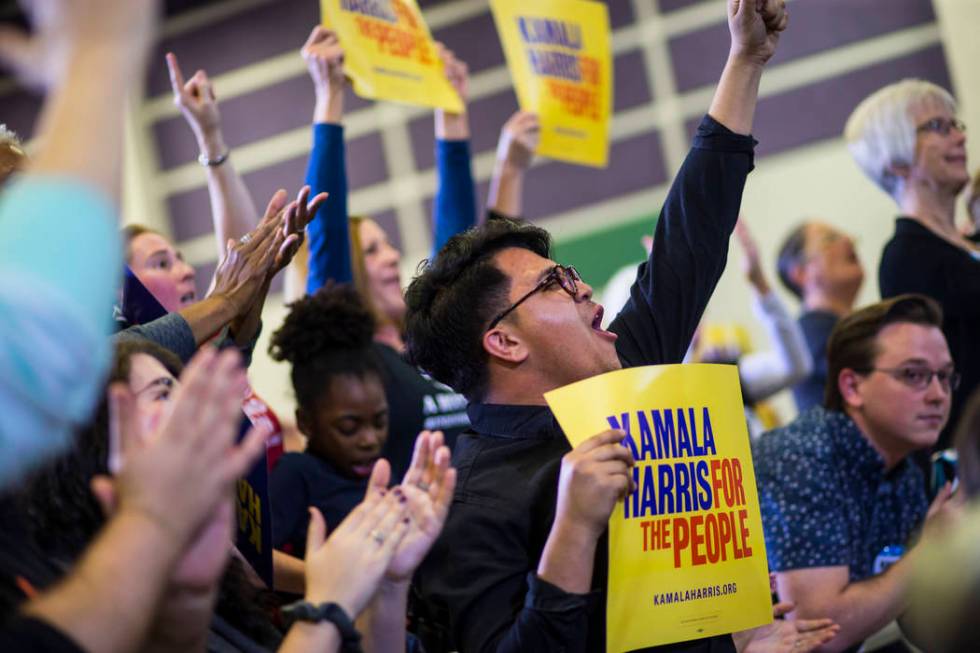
left=303, top=26, right=347, bottom=123
left=556, top=429, right=636, bottom=539
left=434, top=44, right=470, bottom=139
left=318, top=0, right=462, bottom=111
left=546, top=365, right=772, bottom=651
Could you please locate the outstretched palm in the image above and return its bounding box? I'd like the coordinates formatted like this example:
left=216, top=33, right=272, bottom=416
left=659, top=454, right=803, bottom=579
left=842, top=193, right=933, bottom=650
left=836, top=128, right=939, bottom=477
left=380, top=430, right=457, bottom=582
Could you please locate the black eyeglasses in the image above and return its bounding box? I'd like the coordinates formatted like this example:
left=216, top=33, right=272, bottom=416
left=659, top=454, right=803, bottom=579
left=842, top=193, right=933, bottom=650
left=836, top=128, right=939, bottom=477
left=486, top=264, right=581, bottom=331
left=856, top=366, right=961, bottom=393
left=916, top=117, right=966, bottom=136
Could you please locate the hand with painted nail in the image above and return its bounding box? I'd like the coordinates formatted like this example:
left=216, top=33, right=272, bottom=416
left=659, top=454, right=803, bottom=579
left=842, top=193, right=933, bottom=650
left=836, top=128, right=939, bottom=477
left=378, top=430, right=457, bottom=582
left=303, top=459, right=411, bottom=616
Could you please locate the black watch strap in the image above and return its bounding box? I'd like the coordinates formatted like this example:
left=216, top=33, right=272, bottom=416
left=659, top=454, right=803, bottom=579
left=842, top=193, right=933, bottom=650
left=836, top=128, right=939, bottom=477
left=282, top=600, right=363, bottom=652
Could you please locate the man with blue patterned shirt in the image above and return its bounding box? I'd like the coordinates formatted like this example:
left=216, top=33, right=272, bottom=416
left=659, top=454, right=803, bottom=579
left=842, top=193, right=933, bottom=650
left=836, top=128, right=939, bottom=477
left=754, top=294, right=962, bottom=653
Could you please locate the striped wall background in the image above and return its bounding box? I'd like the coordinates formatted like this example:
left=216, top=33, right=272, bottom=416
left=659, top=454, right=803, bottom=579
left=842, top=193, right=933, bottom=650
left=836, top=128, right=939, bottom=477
left=0, top=0, right=953, bottom=291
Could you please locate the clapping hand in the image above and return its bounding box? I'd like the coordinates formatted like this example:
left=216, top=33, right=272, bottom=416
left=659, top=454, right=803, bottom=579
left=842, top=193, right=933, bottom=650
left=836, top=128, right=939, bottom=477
left=92, top=348, right=268, bottom=589
left=377, top=430, right=457, bottom=582
left=303, top=461, right=411, bottom=617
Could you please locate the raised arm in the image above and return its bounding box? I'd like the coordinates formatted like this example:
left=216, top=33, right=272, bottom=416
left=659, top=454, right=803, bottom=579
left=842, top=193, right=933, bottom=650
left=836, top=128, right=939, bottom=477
left=487, top=111, right=540, bottom=218
left=609, top=0, right=788, bottom=367
left=734, top=219, right=813, bottom=402
left=0, top=0, right=157, bottom=484
left=166, top=52, right=261, bottom=255
left=302, top=26, right=353, bottom=293
left=432, top=45, right=477, bottom=253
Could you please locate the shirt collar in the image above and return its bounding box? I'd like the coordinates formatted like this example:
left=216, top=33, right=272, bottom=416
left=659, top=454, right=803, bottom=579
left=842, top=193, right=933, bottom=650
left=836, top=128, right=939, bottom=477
left=819, top=408, right=912, bottom=480
left=466, top=403, right=565, bottom=441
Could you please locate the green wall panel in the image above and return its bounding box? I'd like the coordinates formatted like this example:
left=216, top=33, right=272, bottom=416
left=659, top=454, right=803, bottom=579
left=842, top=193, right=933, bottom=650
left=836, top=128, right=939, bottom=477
left=551, top=212, right=659, bottom=291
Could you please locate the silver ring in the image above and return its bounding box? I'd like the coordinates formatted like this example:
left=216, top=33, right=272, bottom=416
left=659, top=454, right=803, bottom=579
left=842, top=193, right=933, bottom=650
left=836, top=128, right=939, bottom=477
left=417, top=481, right=430, bottom=492
left=369, top=529, right=385, bottom=545
left=239, top=233, right=252, bottom=245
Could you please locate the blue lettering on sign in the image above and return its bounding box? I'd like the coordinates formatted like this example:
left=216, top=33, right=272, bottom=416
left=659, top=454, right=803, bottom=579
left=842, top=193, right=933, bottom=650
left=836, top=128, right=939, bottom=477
left=341, top=0, right=397, bottom=23
left=517, top=17, right=583, bottom=50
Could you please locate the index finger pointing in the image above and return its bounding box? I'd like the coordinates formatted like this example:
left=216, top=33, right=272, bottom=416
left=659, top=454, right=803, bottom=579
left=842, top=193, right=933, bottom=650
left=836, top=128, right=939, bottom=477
left=166, top=52, right=186, bottom=96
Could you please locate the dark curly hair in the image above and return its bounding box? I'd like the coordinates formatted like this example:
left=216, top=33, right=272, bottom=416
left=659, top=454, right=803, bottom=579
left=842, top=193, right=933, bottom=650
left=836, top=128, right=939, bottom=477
left=269, top=284, right=383, bottom=413
left=404, top=217, right=551, bottom=400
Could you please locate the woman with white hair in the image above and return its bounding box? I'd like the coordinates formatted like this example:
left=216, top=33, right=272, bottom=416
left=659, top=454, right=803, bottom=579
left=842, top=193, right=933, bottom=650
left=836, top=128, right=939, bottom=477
left=845, top=78, right=977, bottom=450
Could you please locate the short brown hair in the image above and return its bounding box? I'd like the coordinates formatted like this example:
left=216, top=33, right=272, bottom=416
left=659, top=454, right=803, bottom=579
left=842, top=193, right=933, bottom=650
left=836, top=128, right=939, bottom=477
left=120, top=224, right=162, bottom=263
left=824, top=294, right=944, bottom=411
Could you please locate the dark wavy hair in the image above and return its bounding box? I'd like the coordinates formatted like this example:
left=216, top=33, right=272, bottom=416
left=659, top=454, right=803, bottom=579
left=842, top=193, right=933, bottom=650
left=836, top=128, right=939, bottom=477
left=269, top=283, right=383, bottom=414
left=404, top=217, right=551, bottom=401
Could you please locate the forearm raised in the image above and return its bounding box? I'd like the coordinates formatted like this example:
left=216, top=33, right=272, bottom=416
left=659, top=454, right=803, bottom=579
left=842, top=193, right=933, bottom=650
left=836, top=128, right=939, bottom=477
left=179, top=295, right=238, bottom=345
left=707, top=54, right=764, bottom=136
left=199, top=128, right=260, bottom=255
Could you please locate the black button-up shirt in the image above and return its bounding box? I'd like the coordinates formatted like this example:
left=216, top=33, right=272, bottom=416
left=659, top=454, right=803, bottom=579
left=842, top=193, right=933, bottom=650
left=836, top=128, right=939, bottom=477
left=413, top=115, right=755, bottom=653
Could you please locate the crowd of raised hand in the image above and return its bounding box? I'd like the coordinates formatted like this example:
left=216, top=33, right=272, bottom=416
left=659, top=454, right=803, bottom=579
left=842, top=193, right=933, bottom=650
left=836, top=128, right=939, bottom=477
left=2, top=0, right=980, bottom=652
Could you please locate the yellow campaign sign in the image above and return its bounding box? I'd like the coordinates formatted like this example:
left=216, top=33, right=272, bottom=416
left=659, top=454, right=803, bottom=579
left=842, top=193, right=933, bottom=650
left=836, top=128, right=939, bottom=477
left=490, top=0, right=612, bottom=167
left=320, top=0, right=462, bottom=112
left=544, top=365, right=771, bottom=651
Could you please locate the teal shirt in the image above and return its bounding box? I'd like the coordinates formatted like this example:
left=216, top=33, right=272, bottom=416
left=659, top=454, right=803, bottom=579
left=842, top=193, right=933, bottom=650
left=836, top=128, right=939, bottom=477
left=0, top=177, right=120, bottom=486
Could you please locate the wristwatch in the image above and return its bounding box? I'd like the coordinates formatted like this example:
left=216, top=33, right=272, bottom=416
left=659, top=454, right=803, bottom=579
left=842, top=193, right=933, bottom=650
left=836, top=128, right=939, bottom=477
left=198, top=150, right=229, bottom=167
left=281, top=600, right=363, bottom=652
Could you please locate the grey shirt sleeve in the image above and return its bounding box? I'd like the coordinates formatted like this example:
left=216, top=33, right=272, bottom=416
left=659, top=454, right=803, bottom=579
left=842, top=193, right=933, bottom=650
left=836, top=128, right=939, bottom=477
left=112, top=312, right=197, bottom=363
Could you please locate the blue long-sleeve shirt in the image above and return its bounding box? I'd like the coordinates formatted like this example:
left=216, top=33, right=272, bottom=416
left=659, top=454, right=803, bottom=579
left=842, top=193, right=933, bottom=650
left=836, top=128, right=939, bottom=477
left=304, top=123, right=477, bottom=292
left=300, top=123, right=476, bottom=476
left=0, top=177, right=121, bottom=487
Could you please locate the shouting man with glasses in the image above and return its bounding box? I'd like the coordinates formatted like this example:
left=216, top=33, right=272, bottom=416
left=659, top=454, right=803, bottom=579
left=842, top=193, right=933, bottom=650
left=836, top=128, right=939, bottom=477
left=403, top=2, right=793, bottom=652
left=754, top=294, right=963, bottom=653
left=846, top=79, right=978, bottom=451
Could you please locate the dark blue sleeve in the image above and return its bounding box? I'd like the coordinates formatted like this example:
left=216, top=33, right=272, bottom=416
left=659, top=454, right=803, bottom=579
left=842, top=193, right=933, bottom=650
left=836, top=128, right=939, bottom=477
left=270, top=455, right=311, bottom=551
left=432, top=139, right=477, bottom=256
left=305, top=123, right=353, bottom=294
left=609, top=114, right=756, bottom=367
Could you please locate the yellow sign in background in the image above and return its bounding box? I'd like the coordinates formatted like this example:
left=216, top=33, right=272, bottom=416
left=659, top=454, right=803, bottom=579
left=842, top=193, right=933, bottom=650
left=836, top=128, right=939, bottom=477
left=490, top=0, right=612, bottom=167
left=545, top=365, right=771, bottom=652
left=320, top=0, right=462, bottom=112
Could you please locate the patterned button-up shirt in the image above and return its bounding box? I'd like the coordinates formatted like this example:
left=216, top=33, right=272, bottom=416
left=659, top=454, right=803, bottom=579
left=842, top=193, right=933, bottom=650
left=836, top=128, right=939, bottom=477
left=753, top=407, right=928, bottom=581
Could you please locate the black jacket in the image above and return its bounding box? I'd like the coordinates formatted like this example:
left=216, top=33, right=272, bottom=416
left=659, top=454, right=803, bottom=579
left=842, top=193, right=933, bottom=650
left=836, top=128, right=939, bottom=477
left=413, top=115, right=755, bottom=653
left=879, top=217, right=980, bottom=449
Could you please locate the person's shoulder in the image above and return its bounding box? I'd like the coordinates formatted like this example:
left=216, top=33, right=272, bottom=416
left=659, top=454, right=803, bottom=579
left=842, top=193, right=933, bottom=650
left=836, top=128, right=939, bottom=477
left=274, top=452, right=321, bottom=474
left=755, top=408, right=837, bottom=466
